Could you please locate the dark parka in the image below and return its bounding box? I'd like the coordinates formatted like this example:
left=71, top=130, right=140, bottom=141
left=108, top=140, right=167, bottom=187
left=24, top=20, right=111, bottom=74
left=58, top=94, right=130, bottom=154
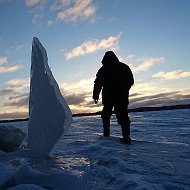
left=93, top=51, right=134, bottom=105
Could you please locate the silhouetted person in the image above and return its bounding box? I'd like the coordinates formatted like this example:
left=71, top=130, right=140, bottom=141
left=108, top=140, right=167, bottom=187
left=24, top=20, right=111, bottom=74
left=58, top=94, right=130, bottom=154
left=93, top=51, right=134, bottom=144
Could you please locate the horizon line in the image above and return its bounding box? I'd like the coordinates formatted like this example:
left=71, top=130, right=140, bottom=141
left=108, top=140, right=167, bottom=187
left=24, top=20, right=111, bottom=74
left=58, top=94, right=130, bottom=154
left=0, top=104, right=190, bottom=123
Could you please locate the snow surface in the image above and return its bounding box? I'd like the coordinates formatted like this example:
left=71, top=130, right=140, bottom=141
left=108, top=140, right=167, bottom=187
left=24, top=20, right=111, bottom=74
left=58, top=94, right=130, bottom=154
left=7, top=184, right=46, bottom=190
left=28, top=37, right=73, bottom=157
left=0, top=109, right=190, bottom=190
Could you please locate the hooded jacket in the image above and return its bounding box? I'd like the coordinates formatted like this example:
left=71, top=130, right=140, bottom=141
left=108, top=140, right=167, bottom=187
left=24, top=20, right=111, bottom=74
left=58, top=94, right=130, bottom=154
left=93, top=51, right=134, bottom=105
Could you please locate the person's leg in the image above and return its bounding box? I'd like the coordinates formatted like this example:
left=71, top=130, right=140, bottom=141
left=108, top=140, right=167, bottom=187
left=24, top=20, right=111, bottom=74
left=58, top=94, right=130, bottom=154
left=101, top=104, right=113, bottom=136
left=114, top=105, right=131, bottom=144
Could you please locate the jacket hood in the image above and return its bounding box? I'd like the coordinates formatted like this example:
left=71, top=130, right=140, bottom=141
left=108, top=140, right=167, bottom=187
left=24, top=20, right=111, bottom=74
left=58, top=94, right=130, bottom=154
left=101, top=51, right=119, bottom=65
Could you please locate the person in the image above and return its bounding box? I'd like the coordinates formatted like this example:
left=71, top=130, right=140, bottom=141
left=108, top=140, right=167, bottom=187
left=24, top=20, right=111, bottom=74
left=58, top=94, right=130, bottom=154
left=93, top=51, right=134, bottom=144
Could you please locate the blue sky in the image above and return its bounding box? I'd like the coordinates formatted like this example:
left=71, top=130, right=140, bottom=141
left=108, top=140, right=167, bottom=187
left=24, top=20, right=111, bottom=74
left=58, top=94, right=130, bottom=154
left=0, top=0, right=190, bottom=120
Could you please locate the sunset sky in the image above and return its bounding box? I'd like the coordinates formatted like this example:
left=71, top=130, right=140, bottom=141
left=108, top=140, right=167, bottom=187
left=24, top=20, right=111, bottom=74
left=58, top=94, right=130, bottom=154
left=0, top=0, right=190, bottom=120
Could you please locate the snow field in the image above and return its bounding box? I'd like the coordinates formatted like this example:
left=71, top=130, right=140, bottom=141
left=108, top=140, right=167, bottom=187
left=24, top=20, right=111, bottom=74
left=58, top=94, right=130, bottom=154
left=0, top=109, right=190, bottom=189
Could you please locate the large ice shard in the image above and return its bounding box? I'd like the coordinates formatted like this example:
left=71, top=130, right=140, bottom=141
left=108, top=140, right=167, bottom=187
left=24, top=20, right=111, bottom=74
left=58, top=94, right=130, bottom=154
left=28, top=37, right=73, bottom=156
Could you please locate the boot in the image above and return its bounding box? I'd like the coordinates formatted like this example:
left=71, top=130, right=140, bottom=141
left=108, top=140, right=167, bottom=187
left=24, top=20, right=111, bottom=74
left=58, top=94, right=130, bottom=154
left=103, top=128, right=110, bottom=137
left=120, top=125, right=131, bottom=144
left=103, top=121, right=110, bottom=137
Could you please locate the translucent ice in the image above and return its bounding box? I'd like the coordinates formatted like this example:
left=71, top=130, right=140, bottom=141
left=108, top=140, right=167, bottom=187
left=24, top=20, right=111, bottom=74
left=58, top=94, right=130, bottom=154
left=28, top=37, right=73, bottom=156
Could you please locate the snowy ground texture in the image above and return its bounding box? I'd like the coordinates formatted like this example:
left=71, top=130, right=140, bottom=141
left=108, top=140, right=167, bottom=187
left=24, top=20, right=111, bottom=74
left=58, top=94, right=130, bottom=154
left=0, top=109, right=190, bottom=190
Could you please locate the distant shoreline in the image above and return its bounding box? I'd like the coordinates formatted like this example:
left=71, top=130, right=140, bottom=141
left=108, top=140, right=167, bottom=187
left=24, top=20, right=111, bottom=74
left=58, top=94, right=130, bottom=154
left=0, top=104, right=190, bottom=123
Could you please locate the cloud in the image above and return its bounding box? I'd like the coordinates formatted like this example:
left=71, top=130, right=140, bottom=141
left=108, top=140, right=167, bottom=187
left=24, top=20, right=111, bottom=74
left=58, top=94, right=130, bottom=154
left=0, top=56, right=8, bottom=65
left=4, top=0, right=96, bottom=26
left=59, top=77, right=188, bottom=114
left=55, top=0, right=97, bottom=22
left=0, top=56, right=22, bottom=73
left=125, top=54, right=135, bottom=61
left=152, top=70, right=190, bottom=80
left=31, top=13, right=43, bottom=25
left=47, top=20, right=53, bottom=25
left=0, top=89, right=16, bottom=96
left=6, top=44, right=26, bottom=55
left=117, top=54, right=135, bottom=63
left=0, top=77, right=29, bottom=121
left=129, top=91, right=190, bottom=109
left=25, top=0, right=47, bottom=26
left=129, top=79, right=190, bottom=108
left=0, top=111, right=28, bottom=120
left=3, top=94, right=29, bottom=108
left=60, top=78, right=103, bottom=113
left=131, top=82, right=165, bottom=95
left=64, top=33, right=121, bottom=59
left=131, top=57, right=164, bottom=73
left=60, top=78, right=94, bottom=106
left=25, top=0, right=43, bottom=7
left=1, top=76, right=190, bottom=120
left=64, top=92, right=89, bottom=105
left=5, top=79, right=29, bottom=89
left=0, top=64, right=22, bottom=73
left=61, top=77, right=94, bottom=93
left=0, top=79, right=29, bottom=108
left=0, top=79, right=30, bottom=120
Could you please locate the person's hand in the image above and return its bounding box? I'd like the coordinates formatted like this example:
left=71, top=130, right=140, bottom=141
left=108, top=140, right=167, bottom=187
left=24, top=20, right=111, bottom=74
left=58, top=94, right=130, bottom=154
left=94, top=99, right=98, bottom=104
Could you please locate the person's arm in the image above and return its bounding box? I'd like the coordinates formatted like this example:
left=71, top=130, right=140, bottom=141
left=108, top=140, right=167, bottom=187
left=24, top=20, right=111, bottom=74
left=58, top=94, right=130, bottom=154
left=93, top=69, right=103, bottom=104
left=126, top=65, right=134, bottom=90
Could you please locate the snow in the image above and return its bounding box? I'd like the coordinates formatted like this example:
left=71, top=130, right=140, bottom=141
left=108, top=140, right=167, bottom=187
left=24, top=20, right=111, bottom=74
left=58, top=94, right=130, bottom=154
left=7, top=184, right=46, bottom=190
left=0, top=109, right=190, bottom=189
left=13, top=165, right=84, bottom=190
left=0, top=163, right=15, bottom=188
left=28, top=37, right=73, bottom=157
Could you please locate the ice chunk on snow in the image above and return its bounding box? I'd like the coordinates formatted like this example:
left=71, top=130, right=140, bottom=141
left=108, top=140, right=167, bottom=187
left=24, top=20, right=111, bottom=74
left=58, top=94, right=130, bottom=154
left=0, top=163, right=15, bottom=188
left=14, top=165, right=84, bottom=190
left=28, top=37, right=73, bottom=156
left=0, top=125, right=26, bottom=152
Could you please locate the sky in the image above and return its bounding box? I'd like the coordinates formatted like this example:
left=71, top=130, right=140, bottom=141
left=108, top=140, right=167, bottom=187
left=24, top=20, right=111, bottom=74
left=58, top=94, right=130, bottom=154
left=0, top=0, right=190, bottom=120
